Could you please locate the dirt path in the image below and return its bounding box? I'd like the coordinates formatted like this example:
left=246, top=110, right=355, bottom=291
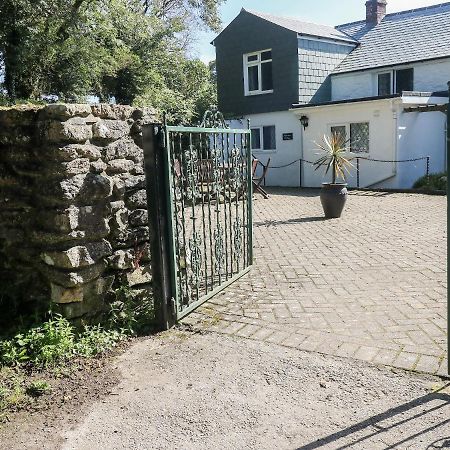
left=3, top=328, right=443, bottom=450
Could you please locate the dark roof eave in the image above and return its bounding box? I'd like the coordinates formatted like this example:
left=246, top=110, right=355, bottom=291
left=291, top=90, right=449, bottom=110
left=297, top=32, right=357, bottom=45
left=291, top=94, right=401, bottom=109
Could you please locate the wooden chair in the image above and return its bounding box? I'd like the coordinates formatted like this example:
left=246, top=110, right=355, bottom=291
left=252, top=158, right=270, bottom=199
left=199, top=159, right=215, bottom=184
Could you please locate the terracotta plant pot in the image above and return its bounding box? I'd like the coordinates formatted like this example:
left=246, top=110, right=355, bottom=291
left=320, top=183, right=348, bottom=218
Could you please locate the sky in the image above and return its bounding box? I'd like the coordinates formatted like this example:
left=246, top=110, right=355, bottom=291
left=193, top=0, right=441, bottom=62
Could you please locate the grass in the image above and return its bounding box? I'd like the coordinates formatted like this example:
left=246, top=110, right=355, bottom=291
left=413, top=172, right=447, bottom=191
left=0, top=368, right=28, bottom=422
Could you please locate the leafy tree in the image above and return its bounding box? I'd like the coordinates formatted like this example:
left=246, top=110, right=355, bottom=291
left=133, top=57, right=217, bottom=123
left=144, top=0, right=224, bottom=32
left=0, top=0, right=221, bottom=121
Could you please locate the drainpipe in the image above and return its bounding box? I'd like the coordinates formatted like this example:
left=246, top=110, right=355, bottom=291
left=391, top=98, right=399, bottom=181
left=447, top=81, right=449, bottom=375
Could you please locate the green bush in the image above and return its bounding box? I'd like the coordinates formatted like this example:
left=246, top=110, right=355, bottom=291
left=413, top=172, right=447, bottom=191
left=0, top=315, right=125, bottom=368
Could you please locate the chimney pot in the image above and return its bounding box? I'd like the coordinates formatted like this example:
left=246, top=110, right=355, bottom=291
left=366, top=0, right=387, bottom=25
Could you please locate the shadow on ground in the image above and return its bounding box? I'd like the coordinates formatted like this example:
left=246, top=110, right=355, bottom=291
left=255, top=217, right=327, bottom=227
left=297, top=384, right=450, bottom=450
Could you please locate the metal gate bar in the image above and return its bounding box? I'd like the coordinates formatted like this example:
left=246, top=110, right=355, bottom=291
left=145, top=110, right=253, bottom=327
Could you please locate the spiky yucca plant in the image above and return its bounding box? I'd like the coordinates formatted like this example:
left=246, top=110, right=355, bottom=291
left=313, top=132, right=353, bottom=184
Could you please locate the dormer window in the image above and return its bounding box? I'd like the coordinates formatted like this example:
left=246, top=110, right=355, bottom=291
left=377, top=68, right=414, bottom=96
left=243, top=49, right=273, bottom=96
left=395, top=68, right=414, bottom=94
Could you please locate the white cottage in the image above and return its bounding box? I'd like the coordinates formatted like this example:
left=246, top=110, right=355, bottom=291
left=213, top=1, right=450, bottom=188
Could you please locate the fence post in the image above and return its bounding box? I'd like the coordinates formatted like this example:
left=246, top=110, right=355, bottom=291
left=356, top=158, right=360, bottom=188
left=143, top=124, right=176, bottom=331
left=447, top=81, right=450, bottom=375
left=426, top=156, right=430, bottom=179
left=299, top=159, right=303, bottom=188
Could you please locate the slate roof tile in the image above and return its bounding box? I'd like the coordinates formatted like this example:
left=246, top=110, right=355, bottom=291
left=335, top=3, right=450, bottom=73
left=244, top=9, right=358, bottom=44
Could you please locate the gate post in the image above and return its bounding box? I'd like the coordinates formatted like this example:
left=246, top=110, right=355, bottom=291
left=143, top=124, right=176, bottom=330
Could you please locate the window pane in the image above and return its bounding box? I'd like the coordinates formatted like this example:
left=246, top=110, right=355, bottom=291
left=261, top=61, right=273, bottom=91
left=248, top=65, right=259, bottom=91
left=247, top=54, right=258, bottom=62
left=263, top=126, right=276, bottom=150
left=350, top=122, right=369, bottom=153
left=378, top=73, right=391, bottom=96
left=261, top=50, right=272, bottom=61
left=251, top=128, right=261, bottom=149
left=331, top=126, right=347, bottom=142
left=396, top=68, right=414, bottom=94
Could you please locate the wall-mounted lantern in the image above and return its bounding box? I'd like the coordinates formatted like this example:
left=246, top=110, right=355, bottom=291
left=299, top=115, right=309, bottom=130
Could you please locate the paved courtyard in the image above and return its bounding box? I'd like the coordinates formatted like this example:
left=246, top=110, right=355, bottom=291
left=185, top=188, right=448, bottom=376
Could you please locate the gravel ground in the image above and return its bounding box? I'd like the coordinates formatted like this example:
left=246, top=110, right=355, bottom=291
left=2, top=329, right=448, bottom=450
left=57, top=329, right=449, bottom=450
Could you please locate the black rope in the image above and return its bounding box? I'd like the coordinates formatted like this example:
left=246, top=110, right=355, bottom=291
left=258, top=156, right=430, bottom=169
left=355, top=156, right=429, bottom=163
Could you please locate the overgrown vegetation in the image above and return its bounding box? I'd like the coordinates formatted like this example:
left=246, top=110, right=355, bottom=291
left=413, top=172, right=447, bottom=191
left=0, top=313, right=128, bottom=422
left=0, top=281, right=158, bottom=420
left=108, top=285, right=155, bottom=335
left=0, top=315, right=125, bottom=368
left=0, top=0, right=222, bottom=122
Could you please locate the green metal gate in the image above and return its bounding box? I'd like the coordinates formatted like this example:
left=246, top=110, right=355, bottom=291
left=144, top=109, right=253, bottom=328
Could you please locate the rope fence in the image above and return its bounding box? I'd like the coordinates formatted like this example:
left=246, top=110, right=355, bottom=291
left=257, top=155, right=431, bottom=188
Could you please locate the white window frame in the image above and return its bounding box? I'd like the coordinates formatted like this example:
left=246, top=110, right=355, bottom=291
left=376, top=70, right=393, bottom=96
left=243, top=49, right=274, bottom=96
left=251, top=125, right=277, bottom=153
left=328, top=122, right=370, bottom=155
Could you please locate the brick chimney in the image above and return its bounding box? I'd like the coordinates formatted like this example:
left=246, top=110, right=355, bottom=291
left=366, top=0, right=387, bottom=25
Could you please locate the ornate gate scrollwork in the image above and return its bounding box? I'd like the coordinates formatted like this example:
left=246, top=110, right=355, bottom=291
left=160, top=109, right=253, bottom=320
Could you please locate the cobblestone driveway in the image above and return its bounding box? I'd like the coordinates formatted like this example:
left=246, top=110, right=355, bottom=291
left=185, top=189, right=448, bottom=376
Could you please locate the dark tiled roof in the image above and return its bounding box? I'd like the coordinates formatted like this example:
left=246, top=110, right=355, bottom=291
left=335, top=3, right=450, bottom=73
left=244, top=9, right=358, bottom=44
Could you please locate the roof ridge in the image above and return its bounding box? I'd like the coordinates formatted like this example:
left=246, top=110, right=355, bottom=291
left=337, top=1, right=450, bottom=28
left=384, top=1, right=450, bottom=18
left=243, top=8, right=339, bottom=30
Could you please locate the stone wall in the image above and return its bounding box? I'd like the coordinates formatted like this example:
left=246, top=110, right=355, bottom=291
left=0, top=104, right=157, bottom=320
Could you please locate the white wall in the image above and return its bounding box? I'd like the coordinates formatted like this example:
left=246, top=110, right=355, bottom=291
left=332, top=58, right=450, bottom=101
left=414, top=59, right=450, bottom=93
left=293, top=96, right=447, bottom=189
left=234, top=111, right=304, bottom=187
left=376, top=106, right=447, bottom=189
left=332, top=72, right=373, bottom=101
left=293, top=99, right=397, bottom=188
